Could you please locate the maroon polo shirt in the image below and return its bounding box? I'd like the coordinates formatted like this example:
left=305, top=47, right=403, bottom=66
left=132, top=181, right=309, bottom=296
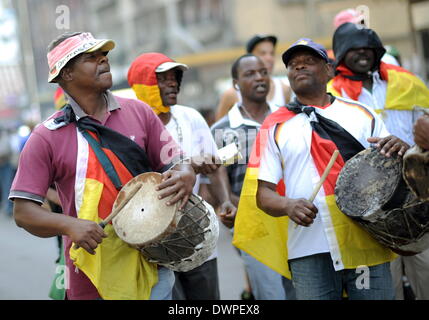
left=10, top=91, right=180, bottom=300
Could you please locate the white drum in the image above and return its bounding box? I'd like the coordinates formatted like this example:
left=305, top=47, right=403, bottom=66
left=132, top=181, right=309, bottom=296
left=112, top=172, right=219, bottom=272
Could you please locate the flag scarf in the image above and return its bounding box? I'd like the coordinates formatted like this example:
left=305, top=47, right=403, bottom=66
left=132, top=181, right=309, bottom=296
left=328, top=62, right=429, bottom=111
left=55, top=107, right=159, bottom=300
left=233, top=99, right=396, bottom=278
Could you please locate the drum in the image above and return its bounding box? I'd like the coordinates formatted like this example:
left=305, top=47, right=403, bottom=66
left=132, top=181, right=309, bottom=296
left=335, top=147, right=429, bottom=255
left=403, top=145, right=429, bottom=202
left=111, top=172, right=219, bottom=272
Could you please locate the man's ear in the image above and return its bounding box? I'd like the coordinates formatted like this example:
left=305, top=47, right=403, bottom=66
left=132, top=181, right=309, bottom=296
left=233, top=79, right=240, bottom=91
left=325, top=63, right=335, bottom=80
left=60, top=67, right=73, bottom=82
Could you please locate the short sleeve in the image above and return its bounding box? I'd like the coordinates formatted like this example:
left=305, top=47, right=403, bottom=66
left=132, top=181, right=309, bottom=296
left=9, top=131, right=54, bottom=203
left=371, top=110, right=390, bottom=139
left=258, top=126, right=283, bottom=185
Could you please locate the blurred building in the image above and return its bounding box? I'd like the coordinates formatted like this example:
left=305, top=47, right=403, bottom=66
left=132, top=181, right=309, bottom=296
left=12, top=0, right=429, bottom=119
left=0, top=0, right=24, bottom=126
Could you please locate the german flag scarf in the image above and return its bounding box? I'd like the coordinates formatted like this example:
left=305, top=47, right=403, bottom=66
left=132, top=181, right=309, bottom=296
left=328, top=62, right=429, bottom=111
left=56, top=106, right=159, bottom=300
left=233, top=98, right=396, bottom=278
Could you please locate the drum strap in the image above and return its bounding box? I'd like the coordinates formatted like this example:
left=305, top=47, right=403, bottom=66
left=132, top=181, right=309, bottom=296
left=287, top=96, right=365, bottom=161
left=54, top=105, right=154, bottom=189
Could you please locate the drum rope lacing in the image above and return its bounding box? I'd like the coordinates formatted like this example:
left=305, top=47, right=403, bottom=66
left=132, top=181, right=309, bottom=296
left=141, top=196, right=212, bottom=262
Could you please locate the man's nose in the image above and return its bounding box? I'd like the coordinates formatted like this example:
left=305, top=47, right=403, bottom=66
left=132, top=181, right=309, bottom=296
left=295, top=62, right=305, bottom=70
left=166, top=78, right=178, bottom=87
left=254, top=71, right=265, bottom=79
left=99, top=53, right=109, bottom=64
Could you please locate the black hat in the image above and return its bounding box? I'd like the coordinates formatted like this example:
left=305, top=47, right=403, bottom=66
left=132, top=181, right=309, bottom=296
left=246, top=34, right=277, bottom=53
left=282, top=38, right=329, bottom=67
left=333, top=22, right=386, bottom=68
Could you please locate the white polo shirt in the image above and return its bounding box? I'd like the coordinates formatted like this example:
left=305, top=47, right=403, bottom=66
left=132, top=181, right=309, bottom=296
left=258, top=97, right=389, bottom=265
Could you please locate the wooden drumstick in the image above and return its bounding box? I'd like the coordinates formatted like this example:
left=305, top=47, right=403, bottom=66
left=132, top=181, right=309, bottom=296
left=73, top=184, right=142, bottom=250
left=99, top=183, right=142, bottom=229
left=295, top=150, right=340, bottom=228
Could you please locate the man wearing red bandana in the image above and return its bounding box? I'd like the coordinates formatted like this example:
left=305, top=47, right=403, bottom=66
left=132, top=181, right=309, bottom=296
left=328, top=23, right=429, bottom=300
left=9, top=32, right=196, bottom=300
left=128, top=52, right=236, bottom=300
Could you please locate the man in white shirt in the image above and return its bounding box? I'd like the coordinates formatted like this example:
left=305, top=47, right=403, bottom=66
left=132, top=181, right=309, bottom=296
left=256, top=38, right=409, bottom=300
left=211, top=54, right=296, bottom=300
left=215, top=35, right=292, bottom=121
left=328, top=22, right=429, bottom=300
left=128, top=52, right=236, bottom=300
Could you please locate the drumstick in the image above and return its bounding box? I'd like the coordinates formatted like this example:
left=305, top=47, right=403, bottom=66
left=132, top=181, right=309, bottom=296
left=99, top=183, right=142, bottom=228
left=73, top=184, right=142, bottom=250
left=295, top=150, right=340, bottom=228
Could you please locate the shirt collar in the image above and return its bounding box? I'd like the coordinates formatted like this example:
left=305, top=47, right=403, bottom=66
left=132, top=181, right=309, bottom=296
left=228, top=103, right=277, bottom=129
left=64, top=90, right=120, bottom=120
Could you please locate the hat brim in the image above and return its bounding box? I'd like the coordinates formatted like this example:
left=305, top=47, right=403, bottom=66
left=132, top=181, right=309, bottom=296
left=247, top=35, right=277, bottom=53
left=282, top=45, right=328, bottom=67
left=155, top=62, right=189, bottom=73
left=85, top=39, right=116, bottom=53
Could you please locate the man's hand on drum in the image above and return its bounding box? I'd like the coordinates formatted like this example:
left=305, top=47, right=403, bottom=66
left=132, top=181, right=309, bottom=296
left=68, top=219, right=107, bottom=255
left=368, top=135, right=410, bottom=157
left=157, top=164, right=196, bottom=210
left=191, top=154, right=221, bottom=175
left=414, top=115, right=429, bottom=150
left=218, top=200, right=237, bottom=229
left=285, top=198, right=318, bottom=227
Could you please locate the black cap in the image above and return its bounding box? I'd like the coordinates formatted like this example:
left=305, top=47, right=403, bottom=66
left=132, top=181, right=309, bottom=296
left=282, top=38, right=329, bottom=67
left=246, top=34, right=277, bottom=53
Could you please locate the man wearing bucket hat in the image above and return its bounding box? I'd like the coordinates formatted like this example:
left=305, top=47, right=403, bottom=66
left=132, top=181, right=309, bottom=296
left=328, top=23, right=429, bottom=300
left=9, top=32, right=196, bottom=300
left=234, top=37, right=410, bottom=300
left=128, top=52, right=236, bottom=300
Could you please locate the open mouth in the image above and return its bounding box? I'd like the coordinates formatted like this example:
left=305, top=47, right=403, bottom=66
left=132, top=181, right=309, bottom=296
left=354, top=55, right=372, bottom=67
left=254, top=84, right=267, bottom=93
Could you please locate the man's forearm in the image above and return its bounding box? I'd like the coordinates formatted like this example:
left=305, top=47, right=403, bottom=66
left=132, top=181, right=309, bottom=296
left=14, top=199, right=73, bottom=238
left=207, top=166, right=232, bottom=204
left=256, top=182, right=288, bottom=217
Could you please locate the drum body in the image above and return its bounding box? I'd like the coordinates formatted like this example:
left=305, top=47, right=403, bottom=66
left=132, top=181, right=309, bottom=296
left=112, top=172, right=219, bottom=272
left=403, top=145, right=429, bottom=202
left=335, top=148, right=429, bottom=255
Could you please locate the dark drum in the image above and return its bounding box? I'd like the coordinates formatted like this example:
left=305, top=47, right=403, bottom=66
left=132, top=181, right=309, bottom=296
left=335, top=148, right=429, bottom=255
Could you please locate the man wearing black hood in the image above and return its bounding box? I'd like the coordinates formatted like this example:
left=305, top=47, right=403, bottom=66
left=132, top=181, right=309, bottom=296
left=328, top=22, right=429, bottom=300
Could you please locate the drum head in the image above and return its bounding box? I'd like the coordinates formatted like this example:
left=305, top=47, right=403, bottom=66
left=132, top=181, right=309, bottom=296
left=112, top=172, right=178, bottom=246
left=335, top=148, right=406, bottom=220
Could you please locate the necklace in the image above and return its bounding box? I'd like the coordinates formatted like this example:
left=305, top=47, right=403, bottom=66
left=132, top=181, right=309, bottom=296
left=170, top=113, right=183, bottom=145
left=239, top=103, right=270, bottom=123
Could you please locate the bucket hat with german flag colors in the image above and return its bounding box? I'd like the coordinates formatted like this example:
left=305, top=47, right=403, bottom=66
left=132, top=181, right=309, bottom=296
left=127, top=52, right=188, bottom=115
left=47, top=32, right=115, bottom=83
